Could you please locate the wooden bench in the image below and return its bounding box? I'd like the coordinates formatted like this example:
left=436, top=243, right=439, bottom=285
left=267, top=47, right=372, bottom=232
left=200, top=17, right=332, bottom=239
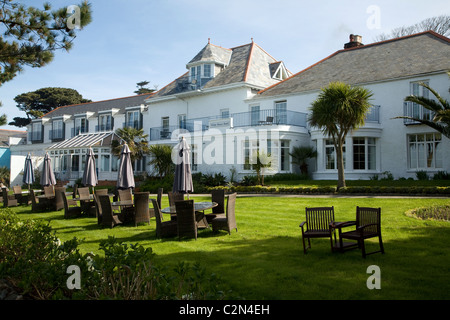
left=299, top=206, right=336, bottom=254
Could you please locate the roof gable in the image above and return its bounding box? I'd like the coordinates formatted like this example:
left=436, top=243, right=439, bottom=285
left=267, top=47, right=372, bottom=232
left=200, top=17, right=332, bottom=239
left=258, top=31, right=450, bottom=97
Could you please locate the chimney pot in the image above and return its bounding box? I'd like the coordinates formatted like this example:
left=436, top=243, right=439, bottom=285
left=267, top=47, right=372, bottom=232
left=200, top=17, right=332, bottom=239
left=344, top=34, right=363, bottom=49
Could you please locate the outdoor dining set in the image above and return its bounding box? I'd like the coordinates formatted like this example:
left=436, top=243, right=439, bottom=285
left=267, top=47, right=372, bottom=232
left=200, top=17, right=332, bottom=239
left=4, top=138, right=237, bottom=240
left=2, top=183, right=238, bottom=240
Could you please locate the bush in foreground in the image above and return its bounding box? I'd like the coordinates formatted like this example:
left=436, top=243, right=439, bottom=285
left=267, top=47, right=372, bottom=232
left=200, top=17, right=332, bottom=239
left=0, top=210, right=233, bottom=300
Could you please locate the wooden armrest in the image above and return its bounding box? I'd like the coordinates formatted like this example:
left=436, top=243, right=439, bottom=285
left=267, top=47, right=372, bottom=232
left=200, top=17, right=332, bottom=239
left=299, top=221, right=306, bottom=228
left=330, top=221, right=356, bottom=228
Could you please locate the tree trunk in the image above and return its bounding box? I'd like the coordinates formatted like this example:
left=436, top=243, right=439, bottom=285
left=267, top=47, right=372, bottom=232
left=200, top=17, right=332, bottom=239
left=335, top=141, right=346, bottom=190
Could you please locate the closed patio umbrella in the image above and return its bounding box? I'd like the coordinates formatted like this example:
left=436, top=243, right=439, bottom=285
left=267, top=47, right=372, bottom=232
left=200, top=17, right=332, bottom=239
left=81, top=147, right=98, bottom=188
left=23, top=153, right=35, bottom=190
left=172, top=137, right=193, bottom=198
left=41, top=152, right=56, bottom=186
left=117, top=143, right=135, bottom=190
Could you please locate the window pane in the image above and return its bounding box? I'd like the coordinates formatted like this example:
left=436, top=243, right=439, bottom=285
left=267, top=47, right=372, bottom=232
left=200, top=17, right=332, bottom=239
left=368, top=145, right=376, bottom=170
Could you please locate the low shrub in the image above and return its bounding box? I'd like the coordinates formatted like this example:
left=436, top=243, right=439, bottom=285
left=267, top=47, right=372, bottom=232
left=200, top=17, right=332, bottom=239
left=406, top=205, right=450, bottom=221
left=0, top=210, right=234, bottom=300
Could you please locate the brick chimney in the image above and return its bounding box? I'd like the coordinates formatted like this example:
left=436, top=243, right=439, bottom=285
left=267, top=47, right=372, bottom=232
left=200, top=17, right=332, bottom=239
left=344, top=34, right=363, bottom=49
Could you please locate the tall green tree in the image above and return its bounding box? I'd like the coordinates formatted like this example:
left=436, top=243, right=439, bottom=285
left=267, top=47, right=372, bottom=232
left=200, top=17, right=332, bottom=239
left=9, top=87, right=91, bottom=127
left=111, top=127, right=150, bottom=164
left=309, top=82, right=373, bottom=189
left=0, top=1, right=92, bottom=124
left=395, top=78, right=450, bottom=139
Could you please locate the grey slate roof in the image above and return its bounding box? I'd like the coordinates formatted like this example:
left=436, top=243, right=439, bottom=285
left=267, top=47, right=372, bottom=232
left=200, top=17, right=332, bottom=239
left=43, top=94, right=152, bottom=118
left=258, top=31, right=450, bottom=98
left=188, top=43, right=232, bottom=66
left=149, top=41, right=290, bottom=100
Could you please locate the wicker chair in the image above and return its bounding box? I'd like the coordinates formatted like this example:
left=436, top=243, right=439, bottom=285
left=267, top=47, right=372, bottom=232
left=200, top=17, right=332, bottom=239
left=78, top=187, right=95, bottom=215
left=44, top=186, right=54, bottom=197
left=98, top=195, right=122, bottom=228
left=93, top=193, right=102, bottom=225
left=205, top=189, right=225, bottom=223
left=168, top=191, right=184, bottom=221
left=338, top=206, right=385, bottom=258
left=62, top=192, right=82, bottom=219
left=211, top=193, right=237, bottom=234
left=118, top=188, right=134, bottom=218
left=54, top=187, right=66, bottom=211
left=133, top=192, right=150, bottom=226
left=154, top=187, right=163, bottom=220
left=30, top=189, right=47, bottom=212
left=2, top=188, right=18, bottom=207
left=13, top=185, right=29, bottom=205
left=151, top=199, right=177, bottom=238
left=175, top=200, right=197, bottom=240
left=299, top=206, right=336, bottom=254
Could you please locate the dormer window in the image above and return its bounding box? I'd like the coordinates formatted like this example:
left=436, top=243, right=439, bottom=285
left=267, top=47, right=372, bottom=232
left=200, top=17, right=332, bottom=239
left=270, top=61, right=289, bottom=81
left=190, top=64, right=213, bottom=83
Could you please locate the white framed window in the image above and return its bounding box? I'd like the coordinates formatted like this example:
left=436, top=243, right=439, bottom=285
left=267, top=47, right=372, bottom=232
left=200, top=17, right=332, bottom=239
left=178, top=114, right=186, bottom=129
left=325, top=139, right=346, bottom=170
left=275, top=101, right=287, bottom=124
left=191, top=144, right=198, bottom=172
left=75, top=117, right=87, bottom=134
left=353, top=137, right=376, bottom=170
left=220, top=108, right=229, bottom=119
left=126, top=110, right=140, bottom=129
left=280, top=140, right=290, bottom=171
left=99, top=114, right=112, bottom=131
left=204, top=64, right=211, bottom=78
left=408, top=133, right=442, bottom=169
left=52, top=119, right=63, bottom=139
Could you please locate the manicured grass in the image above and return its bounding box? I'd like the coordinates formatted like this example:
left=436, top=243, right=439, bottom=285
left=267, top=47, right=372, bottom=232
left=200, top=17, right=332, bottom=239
left=9, top=195, right=450, bottom=300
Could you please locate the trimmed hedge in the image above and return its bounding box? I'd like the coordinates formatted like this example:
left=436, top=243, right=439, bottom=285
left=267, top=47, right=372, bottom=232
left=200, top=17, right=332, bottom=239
left=207, top=185, right=450, bottom=196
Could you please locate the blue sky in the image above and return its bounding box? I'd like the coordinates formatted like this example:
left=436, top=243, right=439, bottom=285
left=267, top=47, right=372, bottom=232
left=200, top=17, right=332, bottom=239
left=1, top=0, right=448, bottom=130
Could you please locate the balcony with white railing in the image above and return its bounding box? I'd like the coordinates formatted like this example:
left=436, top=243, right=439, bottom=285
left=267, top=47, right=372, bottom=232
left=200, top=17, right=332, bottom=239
left=149, top=109, right=308, bottom=141
left=403, top=101, right=434, bottom=125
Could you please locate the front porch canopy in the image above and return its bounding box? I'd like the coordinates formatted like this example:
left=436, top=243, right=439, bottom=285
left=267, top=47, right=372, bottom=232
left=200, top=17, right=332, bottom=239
left=48, top=132, right=120, bottom=150
left=47, top=132, right=122, bottom=182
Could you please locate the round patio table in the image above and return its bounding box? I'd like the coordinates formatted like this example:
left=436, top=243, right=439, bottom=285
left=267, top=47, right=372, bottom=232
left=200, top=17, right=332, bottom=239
left=161, top=201, right=217, bottom=228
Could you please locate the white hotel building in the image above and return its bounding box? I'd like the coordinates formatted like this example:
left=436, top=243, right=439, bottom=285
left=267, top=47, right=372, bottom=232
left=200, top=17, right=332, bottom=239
left=10, top=31, right=450, bottom=186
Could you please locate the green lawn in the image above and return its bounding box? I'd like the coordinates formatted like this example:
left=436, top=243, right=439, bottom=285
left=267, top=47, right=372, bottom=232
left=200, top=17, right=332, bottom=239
left=9, top=194, right=450, bottom=300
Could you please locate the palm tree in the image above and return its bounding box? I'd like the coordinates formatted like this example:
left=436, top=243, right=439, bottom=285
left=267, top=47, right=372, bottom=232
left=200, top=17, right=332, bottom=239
left=251, top=150, right=273, bottom=186
left=111, top=127, right=150, bottom=164
left=148, top=144, right=174, bottom=179
left=395, top=78, right=450, bottom=139
left=309, top=82, right=373, bottom=189
left=289, top=146, right=317, bottom=175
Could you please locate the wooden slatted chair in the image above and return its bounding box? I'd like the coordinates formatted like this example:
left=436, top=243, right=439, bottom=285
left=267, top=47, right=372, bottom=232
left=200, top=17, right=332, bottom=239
left=299, top=206, right=336, bottom=254
left=338, top=206, right=385, bottom=258
left=151, top=199, right=177, bottom=238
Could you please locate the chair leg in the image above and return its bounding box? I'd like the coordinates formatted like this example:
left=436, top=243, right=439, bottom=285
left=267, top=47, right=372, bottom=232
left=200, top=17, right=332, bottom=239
left=361, top=240, right=366, bottom=258
left=379, top=235, right=385, bottom=254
